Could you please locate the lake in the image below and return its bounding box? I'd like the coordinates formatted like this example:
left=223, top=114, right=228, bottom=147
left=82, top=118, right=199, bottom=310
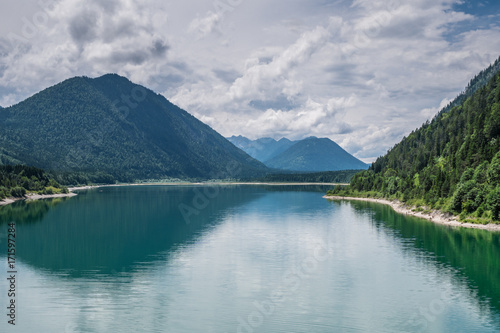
left=1, top=185, right=500, bottom=332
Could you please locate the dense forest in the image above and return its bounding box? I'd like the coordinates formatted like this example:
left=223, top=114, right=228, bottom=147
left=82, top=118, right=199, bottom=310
left=329, top=59, right=500, bottom=223
left=0, top=165, right=68, bottom=200
left=253, top=170, right=361, bottom=183
left=0, top=74, right=268, bottom=182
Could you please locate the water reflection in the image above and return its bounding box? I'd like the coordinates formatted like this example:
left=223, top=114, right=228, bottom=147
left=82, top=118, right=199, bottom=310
left=0, top=186, right=267, bottom=275
left=342, top=200, right=500, bottom=329
left=0, top=197, right=68, bottom=224
left=0, top=187, right=499, bottom=333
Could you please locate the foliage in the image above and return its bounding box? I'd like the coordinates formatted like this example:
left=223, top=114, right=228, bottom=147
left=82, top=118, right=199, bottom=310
left=253, top=170, right=363, bottom=183
left=0, top=74, right=268, bottom=182
left=10, top=186, right=26, bottom=197
left=329, top=56, right=500, bottom=223
left=0, top=165, right=66, bottom=199
left=50, top=170, right=117, bottom=186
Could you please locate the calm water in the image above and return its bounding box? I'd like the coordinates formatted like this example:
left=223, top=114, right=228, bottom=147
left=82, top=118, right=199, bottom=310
left=1, top=185, right=500, bottom=333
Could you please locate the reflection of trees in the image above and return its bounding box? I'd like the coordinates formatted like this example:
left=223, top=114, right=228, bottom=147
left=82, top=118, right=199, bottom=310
left=9, top=186, right=265, bottom=277
left=0, top=198, right=67, bottom=224
left=258, top=185, right=332, bottom=193
left=348, top=200, right=500, bottom=325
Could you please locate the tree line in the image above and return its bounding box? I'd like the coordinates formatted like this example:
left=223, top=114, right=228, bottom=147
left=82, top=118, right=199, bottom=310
left=0, top=165, right=68, bottom=199
left=328, top=61, right=500, bottom=223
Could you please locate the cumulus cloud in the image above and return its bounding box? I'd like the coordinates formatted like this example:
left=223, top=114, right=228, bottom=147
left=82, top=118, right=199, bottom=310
left=228, top=25, right=331, bottom=101
left=68, top=9, right=99, bottom=45
left=1, top=0, right=500, bottom=162
left=188, top=11, right=222, bottom=38
left=0, top=0, right=173, bottom=102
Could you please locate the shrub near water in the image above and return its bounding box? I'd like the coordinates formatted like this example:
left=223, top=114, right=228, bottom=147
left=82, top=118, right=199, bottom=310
left=0, top=165, right=66, bottom=200
left=10, top=187, right=26, bottom=198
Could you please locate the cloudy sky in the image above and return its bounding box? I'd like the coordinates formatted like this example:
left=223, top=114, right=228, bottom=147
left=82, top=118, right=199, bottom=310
left=1, top=0, right=500, bottom=162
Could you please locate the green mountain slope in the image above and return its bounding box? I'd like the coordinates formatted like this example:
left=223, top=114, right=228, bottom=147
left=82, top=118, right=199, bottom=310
left=0, top=74, right=268, bottom=181
left=227, top=136, right=295, bottom=162
left=266, top=137, right=368, bottom=172
left=331, top=58, right=500, bottom=222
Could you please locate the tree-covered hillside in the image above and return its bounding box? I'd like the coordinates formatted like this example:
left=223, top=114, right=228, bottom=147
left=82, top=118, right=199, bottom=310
left=0, top=165, right=67, bottom=199
left=253, top=170, right=361, bottom=183
left=329, top=59, right=500, bottom=223
left=0, top=74, right=268, bottom=181
left=439, top=57, right=500, bottom=115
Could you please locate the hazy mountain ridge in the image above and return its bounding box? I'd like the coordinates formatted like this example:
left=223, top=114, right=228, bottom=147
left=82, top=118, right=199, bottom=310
left=228, top=135, right=368, bottom=172
left=266, top=137, right=368, bottom=172
left=227, top=136, right=295, bottom=162
left=0, top=74, right=269, bottom=181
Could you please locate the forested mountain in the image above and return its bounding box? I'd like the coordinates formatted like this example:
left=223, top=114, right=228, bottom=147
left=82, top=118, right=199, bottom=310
left=227, top=136, right=295, bottom=162
left=330, top=58, right=500, bottom=222
left=266, top=137, right=368, bottom=172
left=0, top=74, right=268, bottom=181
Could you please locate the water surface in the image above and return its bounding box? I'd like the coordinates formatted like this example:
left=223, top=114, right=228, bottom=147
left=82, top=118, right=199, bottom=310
left=0, top=185, right=499, bottom=332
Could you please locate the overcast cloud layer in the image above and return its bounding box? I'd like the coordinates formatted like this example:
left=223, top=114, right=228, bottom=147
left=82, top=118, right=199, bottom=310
left=1, top=0, right=500, bottom=162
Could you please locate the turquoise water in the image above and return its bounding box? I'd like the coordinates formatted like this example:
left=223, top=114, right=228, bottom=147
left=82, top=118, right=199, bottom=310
left=0, top=185, right=499, bottom=332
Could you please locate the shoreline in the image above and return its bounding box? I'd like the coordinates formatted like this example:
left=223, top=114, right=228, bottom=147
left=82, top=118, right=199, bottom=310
left=0, top=183, right=342, bottom=207
left=0, top=185, right=99, bottom=206
left=4, top=185, right=497, bottom=231
left=324, top=195, right=500, bottom=232
left=103, top=182, right=348, bottom=187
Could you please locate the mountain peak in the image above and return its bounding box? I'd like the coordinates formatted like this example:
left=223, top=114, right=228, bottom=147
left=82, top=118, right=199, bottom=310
left=228, top=135, right=368, bottom=172
left=227, top=135, right=295, bottom=162
left=0, top=75, right=268, bottom=181
left=266, top=137, right=367, bottom=172
left=94, top=73, right=134, bottom=84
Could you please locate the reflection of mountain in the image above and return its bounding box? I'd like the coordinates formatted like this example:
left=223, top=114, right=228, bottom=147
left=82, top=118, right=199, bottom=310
left=346, top=200, right=500, bottom=320
left=11, top=186, right=265, bottom=276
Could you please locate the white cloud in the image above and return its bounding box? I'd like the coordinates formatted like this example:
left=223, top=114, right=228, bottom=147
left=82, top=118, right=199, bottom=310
left=0, top=0, right=500, bottom=163
left=420, top=97, right=453, bottom=120
left=227, top=25, right=331, bottom=101
left=188, top=11, right=222, bottom=38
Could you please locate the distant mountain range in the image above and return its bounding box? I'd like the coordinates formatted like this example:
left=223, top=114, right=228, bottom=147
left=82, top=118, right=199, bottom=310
left=0, top=74, right=268, bottom=181
left=227, top=136, right=368, bottom=172
left=227, top=136, right=295, bottom=162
